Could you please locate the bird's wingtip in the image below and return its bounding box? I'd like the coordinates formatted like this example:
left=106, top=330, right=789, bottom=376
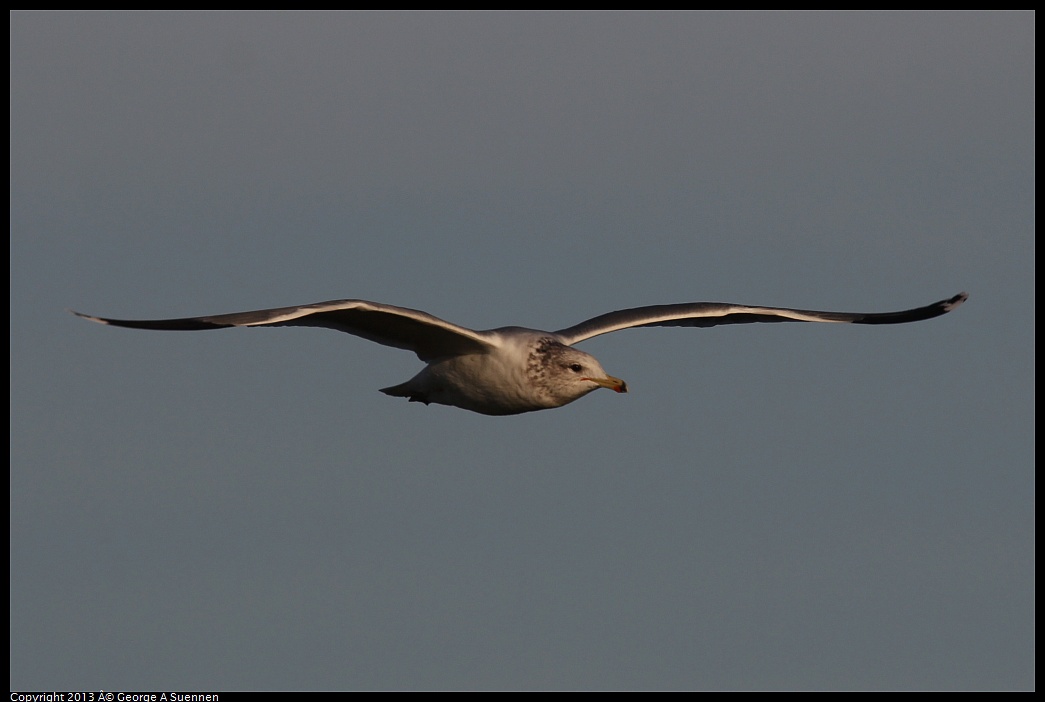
left=70, top=309, right=108, bottom=324
left=946, top=292, right=969, bottom=311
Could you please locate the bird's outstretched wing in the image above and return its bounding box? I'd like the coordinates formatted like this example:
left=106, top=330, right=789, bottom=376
left=554, top=292, right=968, bottom=345
left=73, top=299, right=496, bottom=361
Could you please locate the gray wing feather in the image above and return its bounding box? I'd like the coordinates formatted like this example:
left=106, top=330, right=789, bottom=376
left=73, top=300, right=496, bottom=361
left=554, top=293, right=968, bottom=345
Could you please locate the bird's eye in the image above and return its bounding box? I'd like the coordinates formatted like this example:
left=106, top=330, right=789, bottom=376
left=568, top=363, right=583, bottom=373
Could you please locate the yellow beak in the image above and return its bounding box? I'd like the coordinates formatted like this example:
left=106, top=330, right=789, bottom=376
left=586, top=375, right=628, bottom=393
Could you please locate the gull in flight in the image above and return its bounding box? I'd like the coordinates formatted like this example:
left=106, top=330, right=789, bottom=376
left=74, top=292, right=967, bottom=415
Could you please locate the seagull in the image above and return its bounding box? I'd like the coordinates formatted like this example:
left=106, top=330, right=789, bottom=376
left=73, top=292, right=967, bottom=415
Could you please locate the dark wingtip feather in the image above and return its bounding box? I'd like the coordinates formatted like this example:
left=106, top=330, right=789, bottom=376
left=852, top=292, right=968, bottom=325
left=70, top=309, right=231, bottom=330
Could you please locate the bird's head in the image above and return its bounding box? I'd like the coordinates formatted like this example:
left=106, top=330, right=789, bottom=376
left=529, top=339, right=627, bottom=408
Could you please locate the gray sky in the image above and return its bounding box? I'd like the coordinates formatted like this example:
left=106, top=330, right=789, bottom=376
left=10, top=11, right=1033, bottom=691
